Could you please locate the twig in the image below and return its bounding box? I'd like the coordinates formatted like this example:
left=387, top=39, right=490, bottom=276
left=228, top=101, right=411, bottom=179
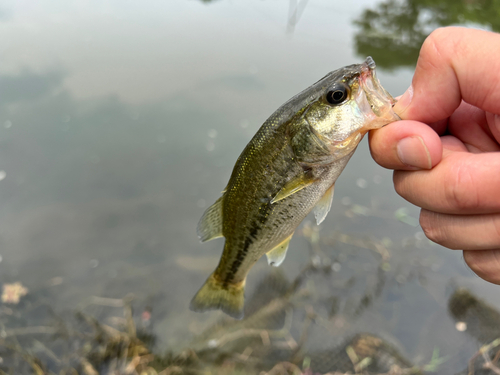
left=260, top=330, right=271, bottom=346
left=468, top=338, right=500, bottom=375
left=493, top=347, right=500, bottom=365
left=298, top=305, right=314, bottom=348
left=80, top=358, right=98, bottom=375
left=207, top=307, right=295, bottom=349
left=261, top=361, right=302, bottom=375
left=4, top=326, right=58, bottom=337
left=32, top=339, right=61, bottom=365
left=208, top=328, right=275, bottom=348
left=483, top=363, right=500, bottom=375
left=158, top=366, right=183, bottom=375
left=89, top=296, right=125, bottom=307
left=483, top=349, right=500, bottom=375
left=0, top=336, right=45, bottom=375
left=290, top=305, right=315, bottom=363
left=120, top=337, right=130, bottom=370
left=235, top=346, right=253, bottom=362
left=124, top=355, right=142, bottom=374
left=77, top=311, right=124, bottom=338
left=123, top=296, right=136, bottom=338
left=78, top=293, right=135, bottom=311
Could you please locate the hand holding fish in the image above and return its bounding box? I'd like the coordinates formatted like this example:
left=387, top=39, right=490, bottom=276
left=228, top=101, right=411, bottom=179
left=369, top=27, right=500, bottom=284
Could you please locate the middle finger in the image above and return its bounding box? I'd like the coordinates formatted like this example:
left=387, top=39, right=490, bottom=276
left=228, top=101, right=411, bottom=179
left=394, top=149, right=500, bottom=215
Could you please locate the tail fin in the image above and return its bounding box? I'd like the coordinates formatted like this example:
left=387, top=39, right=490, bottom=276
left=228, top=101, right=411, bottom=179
left=189, top=273, right=245, bottom=319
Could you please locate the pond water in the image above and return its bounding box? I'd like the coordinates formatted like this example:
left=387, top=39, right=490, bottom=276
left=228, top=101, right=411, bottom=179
left=1, top=1, right=500, bottom=374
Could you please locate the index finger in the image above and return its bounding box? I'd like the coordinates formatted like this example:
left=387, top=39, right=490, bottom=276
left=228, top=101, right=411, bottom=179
left=395, top=27, right=500, bottom=123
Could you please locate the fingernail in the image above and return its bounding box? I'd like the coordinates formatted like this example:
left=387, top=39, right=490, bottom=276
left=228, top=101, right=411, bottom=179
left=397, top=136, right=432, bottom=169
left=393, top=85, right=413, bottom=116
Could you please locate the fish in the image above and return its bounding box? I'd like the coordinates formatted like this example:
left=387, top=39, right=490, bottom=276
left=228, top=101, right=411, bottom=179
left=190, top=57, right=399, bottom=319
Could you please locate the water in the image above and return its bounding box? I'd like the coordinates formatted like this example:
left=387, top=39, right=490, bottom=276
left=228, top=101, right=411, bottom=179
left=1, top=1, right=499, bottom=373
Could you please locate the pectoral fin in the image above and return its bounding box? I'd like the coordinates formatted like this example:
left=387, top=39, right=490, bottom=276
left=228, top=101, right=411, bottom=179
left=271, top=174, right=315, bottom=204
left=266, top=234, right=293, bottom=267
left=197, top=197, right=223, bottom=242
left=314, top=184, right=334, bottom=225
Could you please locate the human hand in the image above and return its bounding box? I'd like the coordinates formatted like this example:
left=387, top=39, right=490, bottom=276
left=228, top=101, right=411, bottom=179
left=369, top=27, right=500, bottom=284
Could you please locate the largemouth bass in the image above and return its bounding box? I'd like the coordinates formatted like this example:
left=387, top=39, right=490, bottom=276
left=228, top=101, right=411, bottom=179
left=191, top=57, right=398, bottom=319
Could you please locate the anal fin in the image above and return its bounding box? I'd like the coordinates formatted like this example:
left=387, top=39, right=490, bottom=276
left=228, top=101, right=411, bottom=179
left=314, top=184, right=334, bottom=225
left=266, top=233, right=293, bottom=267
left=197, top=197, right=223, bottom=242
left=271, top=174, right=315, bottom=204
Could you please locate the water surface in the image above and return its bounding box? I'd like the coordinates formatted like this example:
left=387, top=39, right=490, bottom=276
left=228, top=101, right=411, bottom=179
left=1, top=1, right=499, bottom=373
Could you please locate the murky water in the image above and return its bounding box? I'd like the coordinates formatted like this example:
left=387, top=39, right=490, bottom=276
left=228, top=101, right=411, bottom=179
left=1, top=1, right=499, bottom=374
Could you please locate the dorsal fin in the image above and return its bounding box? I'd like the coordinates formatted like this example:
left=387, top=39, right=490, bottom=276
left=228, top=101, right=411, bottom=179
left=314, top=184, right=334, bottom=225
left=266, top=233, right=294, bottom=267
left=197, top=197, right=223, bottom=242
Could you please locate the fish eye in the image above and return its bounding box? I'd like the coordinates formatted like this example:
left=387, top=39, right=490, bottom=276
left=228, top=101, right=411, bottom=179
left=326, top=83, right=349, bottom=105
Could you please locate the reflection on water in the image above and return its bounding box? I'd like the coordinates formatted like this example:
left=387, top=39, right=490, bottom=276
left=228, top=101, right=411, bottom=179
left=0, top=69, right=65, bottom=103
left=0, top=0, right=499, bottom=374
left=286, top=0, right=311, bottom=34
left=354, top=0, right=500, bottom=69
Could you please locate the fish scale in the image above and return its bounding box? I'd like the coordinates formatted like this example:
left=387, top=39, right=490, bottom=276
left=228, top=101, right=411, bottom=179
left=191, top=57, right=399, bottom=319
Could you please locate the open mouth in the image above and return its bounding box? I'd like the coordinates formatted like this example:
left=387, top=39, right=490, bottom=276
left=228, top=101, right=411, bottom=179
left=356, top=60, right=400, bottom=128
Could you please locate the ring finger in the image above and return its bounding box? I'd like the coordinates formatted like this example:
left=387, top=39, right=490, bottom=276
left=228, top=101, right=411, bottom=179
left=419, top=209, right=500, bottom=250
left=463, top=249, right=500, bottom=285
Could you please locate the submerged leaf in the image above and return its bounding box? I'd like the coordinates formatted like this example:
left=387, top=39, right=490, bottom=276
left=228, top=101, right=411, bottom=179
left=1, top=282, right=28, bottom=304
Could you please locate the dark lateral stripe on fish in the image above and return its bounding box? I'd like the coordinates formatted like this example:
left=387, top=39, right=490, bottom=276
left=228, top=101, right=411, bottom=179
left=223, top=202, right=272, bottom=285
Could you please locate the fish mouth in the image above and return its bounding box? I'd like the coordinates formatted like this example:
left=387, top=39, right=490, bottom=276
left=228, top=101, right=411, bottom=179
left=359, top=57, right=395, bottom=105
left=358, top=56, right=400, bottom=128
left=364, top=56, right=377, bottom=71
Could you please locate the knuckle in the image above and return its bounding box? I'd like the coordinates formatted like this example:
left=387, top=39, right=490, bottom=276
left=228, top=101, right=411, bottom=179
left=443, top=162, right=479, bottom=211
left=422, top=27, right=459, bottom=62
left=493, top=217, right=500, bottom=245
left=419, top=210, right=447, bottom=246
left=393, top=171, right=411, bottom=199
left=426, top=27, right=454, bottom=45
left=420, top=29, right=447, bottom=68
